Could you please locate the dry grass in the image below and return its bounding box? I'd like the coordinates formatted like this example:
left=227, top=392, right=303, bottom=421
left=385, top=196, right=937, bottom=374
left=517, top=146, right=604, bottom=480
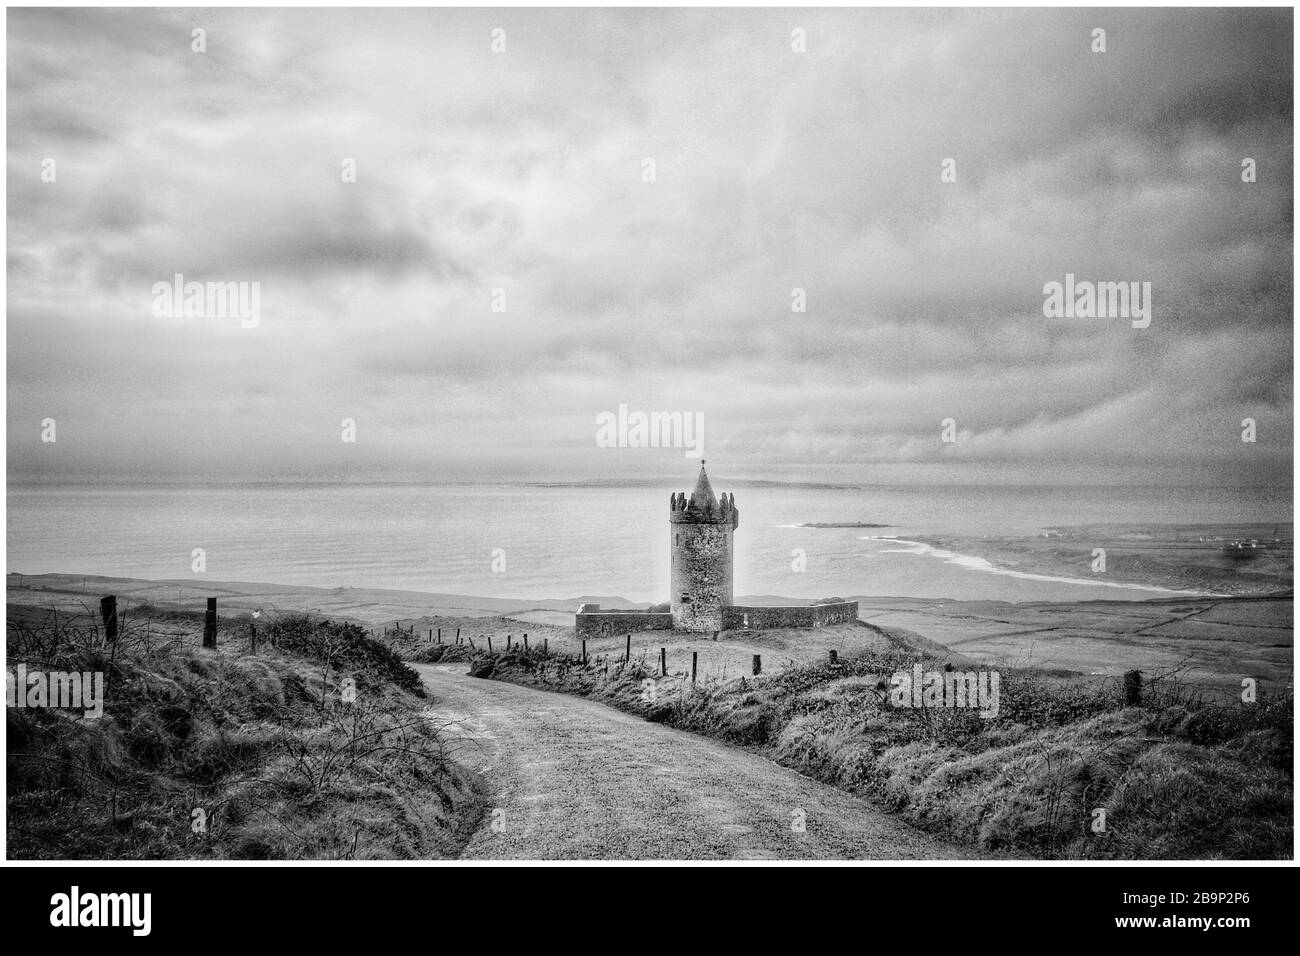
left=7, top=607, right=487, bottom=860
left=473, top=642, right=1292, bottom=859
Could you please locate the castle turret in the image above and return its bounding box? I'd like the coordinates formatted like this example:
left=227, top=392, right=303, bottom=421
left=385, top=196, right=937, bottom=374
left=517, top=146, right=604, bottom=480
left=669, top=461, right=738, bottom=632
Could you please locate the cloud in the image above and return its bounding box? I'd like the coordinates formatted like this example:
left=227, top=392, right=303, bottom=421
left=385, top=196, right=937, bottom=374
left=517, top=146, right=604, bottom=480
left=6, top=7, right=1292, bottom=485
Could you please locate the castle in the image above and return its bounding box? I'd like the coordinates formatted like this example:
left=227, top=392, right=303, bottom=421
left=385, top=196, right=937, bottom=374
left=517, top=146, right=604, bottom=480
left=575, top=462, right=859, bottom=637
left=669, top=461, right=739, bottom=632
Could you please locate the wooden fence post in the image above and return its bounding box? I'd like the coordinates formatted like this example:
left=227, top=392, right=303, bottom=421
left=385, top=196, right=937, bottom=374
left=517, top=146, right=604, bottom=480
left=99, top=596, right=118, bottom=646
left=544, top=637, right=548, bottom=654
left=507, top=635, right=512, bottom=649
left=581, top=640, right=587, bottom=665
left=437, top=627, right=442, bottom=644
left=1123, top=670, right=1143, bottom=706
left=692, top=651, right=698, bottom=684
left=203, top=597, right=217, bottom=649
left=488, top=636, right=493, bottom=653
left=455, top=627, right=460, bottom=643
left=752, top=654, right=762, bottom=676
left=625, top=634, right=631, bottom=662
left=660, top=647, right=667, bottom=677
left=524, top=634, right=529, bottom=650
left=468, top=636, right=476, bottom=650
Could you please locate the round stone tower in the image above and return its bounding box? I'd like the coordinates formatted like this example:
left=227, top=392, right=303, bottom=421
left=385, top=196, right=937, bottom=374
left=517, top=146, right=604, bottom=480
left=669, top=461, right=739, bottom=632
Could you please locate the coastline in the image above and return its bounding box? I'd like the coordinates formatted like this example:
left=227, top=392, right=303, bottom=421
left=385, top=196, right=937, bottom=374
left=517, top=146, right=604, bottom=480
left=8, top=570, right=1291, bottom=693
left=867, top=536, right=1224, bottom=598
left=899, top=523, right=1292, bottom=599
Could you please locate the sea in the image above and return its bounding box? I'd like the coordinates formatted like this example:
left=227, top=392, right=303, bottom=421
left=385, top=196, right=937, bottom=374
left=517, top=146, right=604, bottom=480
left=5, top=482, right=1293, bottom=604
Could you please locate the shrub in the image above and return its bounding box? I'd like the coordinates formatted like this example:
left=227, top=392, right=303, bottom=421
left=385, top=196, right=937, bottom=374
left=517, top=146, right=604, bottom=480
left=266, top=615, right=423, bottom=696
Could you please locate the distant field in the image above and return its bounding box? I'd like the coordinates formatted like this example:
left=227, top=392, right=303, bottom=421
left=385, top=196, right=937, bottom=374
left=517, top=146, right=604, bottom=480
left=8, top=570, right=1289, bottom=695
left=855, top=595, right=1292, bottom=695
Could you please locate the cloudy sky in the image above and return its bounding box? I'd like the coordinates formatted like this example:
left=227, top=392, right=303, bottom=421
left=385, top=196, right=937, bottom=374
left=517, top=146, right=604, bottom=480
left=7, top=7, right=1292, bottom=486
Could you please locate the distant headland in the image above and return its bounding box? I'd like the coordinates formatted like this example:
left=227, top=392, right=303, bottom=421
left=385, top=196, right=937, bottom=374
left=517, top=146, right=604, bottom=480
left=797, top=522, right=894, bottom=529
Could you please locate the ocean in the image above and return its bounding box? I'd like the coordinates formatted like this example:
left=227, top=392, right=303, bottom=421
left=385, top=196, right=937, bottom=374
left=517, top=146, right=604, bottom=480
left=5, top=482, right=1292, bottom=604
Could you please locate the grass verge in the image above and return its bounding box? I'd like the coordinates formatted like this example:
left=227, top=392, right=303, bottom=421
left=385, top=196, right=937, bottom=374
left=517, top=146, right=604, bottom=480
left=467, top=639, right=1291, bottom=859
left=7, top=605, right=487, bottom=859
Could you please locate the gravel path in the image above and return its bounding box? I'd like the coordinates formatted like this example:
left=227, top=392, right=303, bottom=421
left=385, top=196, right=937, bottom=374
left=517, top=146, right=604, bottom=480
left=414, top=663, right=972, bottom=861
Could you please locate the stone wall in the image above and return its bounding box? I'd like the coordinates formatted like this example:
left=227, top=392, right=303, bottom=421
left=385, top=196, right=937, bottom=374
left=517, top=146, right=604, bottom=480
left=721, top=601, right=859, bottom=630
left=575, top=606, right=674, bottom=638
left=575, top=601, right=859, bottom=635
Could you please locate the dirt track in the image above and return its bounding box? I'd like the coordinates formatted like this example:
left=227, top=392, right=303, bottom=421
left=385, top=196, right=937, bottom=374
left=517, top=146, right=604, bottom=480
left=414, top=662, right=972, bottom=860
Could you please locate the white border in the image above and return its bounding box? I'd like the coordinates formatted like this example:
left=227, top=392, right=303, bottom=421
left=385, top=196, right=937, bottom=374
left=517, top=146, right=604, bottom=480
left=1, top=0, right=1295, bottom=868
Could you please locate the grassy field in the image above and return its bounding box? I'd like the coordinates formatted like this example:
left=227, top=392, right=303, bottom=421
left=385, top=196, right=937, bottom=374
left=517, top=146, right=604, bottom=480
left=10, top=573, right=1288, bottom=696
left=855, top=595, right=1293, bottom=695
left=462, top=623, right=1292, bottom=860
left=380, top=613, right=917, bottom=682
left=7, top=603, right=487, bottom=860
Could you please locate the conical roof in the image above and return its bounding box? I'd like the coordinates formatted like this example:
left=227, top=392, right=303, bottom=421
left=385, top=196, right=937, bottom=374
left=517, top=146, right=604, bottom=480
left=685, top=461, right=719, bottom=514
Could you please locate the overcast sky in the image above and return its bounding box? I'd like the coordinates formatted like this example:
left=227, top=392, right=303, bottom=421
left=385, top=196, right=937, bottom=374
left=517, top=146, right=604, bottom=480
left=7, top=7, right=1292, bottom=485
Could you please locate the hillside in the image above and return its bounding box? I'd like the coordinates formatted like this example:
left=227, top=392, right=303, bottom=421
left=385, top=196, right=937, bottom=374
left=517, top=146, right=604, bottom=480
left=466, top=624, right=1292, bottom=859
left=7, top=602, right=487, bottom=859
